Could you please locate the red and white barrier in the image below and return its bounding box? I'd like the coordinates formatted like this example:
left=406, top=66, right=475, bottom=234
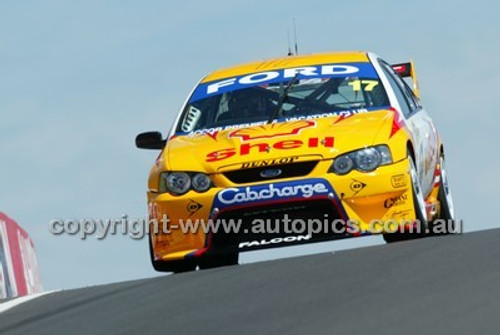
left=0, top=212, right=42, bottom=299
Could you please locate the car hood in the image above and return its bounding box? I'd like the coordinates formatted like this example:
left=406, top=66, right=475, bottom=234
left=161, top=109, right=396, bottom=173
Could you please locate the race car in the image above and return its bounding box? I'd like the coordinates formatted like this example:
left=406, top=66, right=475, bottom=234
left=136, top=51, right=455, bottom=272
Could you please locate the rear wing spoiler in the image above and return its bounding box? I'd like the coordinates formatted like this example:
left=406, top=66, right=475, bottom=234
left=391, top=61, right=420, bottom=98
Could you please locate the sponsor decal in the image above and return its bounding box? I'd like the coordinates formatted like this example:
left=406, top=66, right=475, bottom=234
left=218, top=183, right=329, bottom=206
left=186, top=121, right=269, bottom=137
left=214, top=179, right=333, bottom=208
left=230, top=120, right=315, bottom=141
left=259, top=168, right=282, bottom=179
left=384, top=194, right=408, bottom=208
left=206, top=136, right=334, bottom=162
left=187, top=200, right=203, bottom=216
left=333, top=109, right=366, bottom=124
left=180, top=108, right=379, bottom=137
left=391, top=174, right=407, bottom=188
left=239, top=234, right=312, bottom=249
left=389, top=209, right=412, bottom=220
left=350, top=179, right=367, bottom=195
left=241, top=156, right=299, bottom=169
left=190, top=62, right=379, bottom=102
left=288, top=110, right=367, bottom=123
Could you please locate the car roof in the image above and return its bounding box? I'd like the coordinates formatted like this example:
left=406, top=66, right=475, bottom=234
left=201, top=51, right=370, bottom=83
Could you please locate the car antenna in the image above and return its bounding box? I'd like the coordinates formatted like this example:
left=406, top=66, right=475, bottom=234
left=293, top=17, right=299, bottom=55
left=287, top=29, right=293, bottom=56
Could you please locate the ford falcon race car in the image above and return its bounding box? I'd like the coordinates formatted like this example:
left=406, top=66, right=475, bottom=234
left=136, top=51, right=455, bottom=272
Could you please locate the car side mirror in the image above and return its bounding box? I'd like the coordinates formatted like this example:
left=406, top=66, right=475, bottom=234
left=135, top=131, right=166, bottom=150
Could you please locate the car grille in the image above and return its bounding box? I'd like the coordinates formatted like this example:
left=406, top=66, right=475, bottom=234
left=209, top=199, right=348, bottom=252
left=223, top=160, right=318, bottom=184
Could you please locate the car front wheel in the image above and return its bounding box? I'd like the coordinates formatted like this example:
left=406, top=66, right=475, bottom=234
left=430, top=155, right=455, bottom=235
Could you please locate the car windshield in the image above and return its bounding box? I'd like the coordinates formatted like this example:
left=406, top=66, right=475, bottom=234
left=176, top=62, right=389, bottom=134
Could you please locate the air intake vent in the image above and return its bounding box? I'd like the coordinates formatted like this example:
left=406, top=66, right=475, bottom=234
left=223, top=160, right=318, bottom=184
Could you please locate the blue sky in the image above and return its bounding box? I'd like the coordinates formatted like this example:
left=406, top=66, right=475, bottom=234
left=1, top=0, right=498, bottom=290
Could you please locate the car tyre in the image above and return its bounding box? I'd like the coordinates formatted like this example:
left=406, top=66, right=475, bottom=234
left=198, top=252, right=239, bottom=270
left=429, top=155, right=455, bottom=235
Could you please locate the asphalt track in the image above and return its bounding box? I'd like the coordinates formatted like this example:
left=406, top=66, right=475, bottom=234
left=1, top=228, right=500, bottom=335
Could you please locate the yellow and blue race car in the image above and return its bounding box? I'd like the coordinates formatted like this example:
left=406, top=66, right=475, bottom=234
left=136, top=51, right=455, bottom=272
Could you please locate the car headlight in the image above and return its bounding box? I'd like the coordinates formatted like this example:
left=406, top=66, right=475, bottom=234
left=332, top=155, right=354, bottom=175
left=356, top=147, right=381, bottom=171
left=192, top=173, right=211, bottom=192
left=159, top=172, right=191, bottom=195
left=159, top=172, right=212, bottom=195
left=329, top=145, right=392, bottom=175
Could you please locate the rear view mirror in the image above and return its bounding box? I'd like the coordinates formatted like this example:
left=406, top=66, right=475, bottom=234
left=135, top=131, right=166, bottom=150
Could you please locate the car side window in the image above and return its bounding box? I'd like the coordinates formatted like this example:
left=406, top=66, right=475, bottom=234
left=391, top=69, right=422, bottom=111
left=379, top=61, right=412, bottom=117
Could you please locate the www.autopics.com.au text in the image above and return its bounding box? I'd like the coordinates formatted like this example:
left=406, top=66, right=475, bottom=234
left=48, top=215, right=461, bottom=240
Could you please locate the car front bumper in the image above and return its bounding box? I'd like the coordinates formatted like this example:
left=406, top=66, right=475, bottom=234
left=148, top=158, right=415, bottom=261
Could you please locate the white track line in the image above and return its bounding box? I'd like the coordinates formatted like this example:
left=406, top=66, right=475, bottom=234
left=0, top=290, right=59, bottom=313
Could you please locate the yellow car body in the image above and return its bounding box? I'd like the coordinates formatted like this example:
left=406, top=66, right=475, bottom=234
left=137, top=51, right=454, bottom=272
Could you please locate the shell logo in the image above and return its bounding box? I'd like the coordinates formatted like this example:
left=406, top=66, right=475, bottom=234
left=229, top=120, right=315, bottom=141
